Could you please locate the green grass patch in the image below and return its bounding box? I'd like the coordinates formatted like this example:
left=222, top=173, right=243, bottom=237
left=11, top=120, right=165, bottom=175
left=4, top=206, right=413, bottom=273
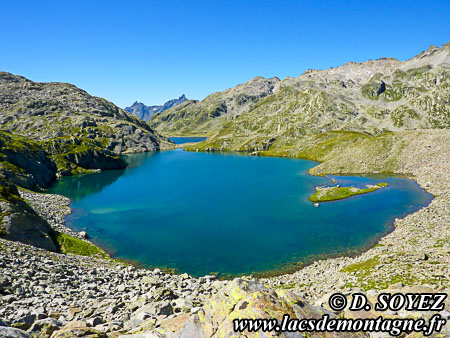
left=0, top=130, right=41, bottom=153
left=309, top=183, right=388, bottom=202
left=51, top=231, right=109, bottom=258
left=337, top=256, right=444, bottom=290
left=340, top=257, right=380, bottom=274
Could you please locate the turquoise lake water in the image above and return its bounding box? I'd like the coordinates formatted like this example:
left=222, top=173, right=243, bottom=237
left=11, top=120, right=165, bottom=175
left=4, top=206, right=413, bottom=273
left=48, top=148, right=432, bottom=277
left=169, top=137, right=207, bottom=144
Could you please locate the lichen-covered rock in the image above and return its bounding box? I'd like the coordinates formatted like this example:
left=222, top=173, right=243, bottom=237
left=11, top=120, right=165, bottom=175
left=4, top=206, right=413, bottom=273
left=27, top=318, right=62, bottom=337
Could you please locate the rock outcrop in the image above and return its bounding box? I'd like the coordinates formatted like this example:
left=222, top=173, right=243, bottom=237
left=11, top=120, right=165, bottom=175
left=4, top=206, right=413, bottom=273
left=0, top=177, right=56, bottom=251
left=0, top=131, right=56, bottom=190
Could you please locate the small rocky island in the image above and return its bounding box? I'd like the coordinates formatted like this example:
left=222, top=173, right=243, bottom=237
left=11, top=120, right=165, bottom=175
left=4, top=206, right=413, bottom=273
left=309, top=183, right=389, bottom=202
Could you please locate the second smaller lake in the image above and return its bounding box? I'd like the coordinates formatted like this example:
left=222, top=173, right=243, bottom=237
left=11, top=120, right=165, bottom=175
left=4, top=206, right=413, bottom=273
left=169, top=137, right=207, bottom=144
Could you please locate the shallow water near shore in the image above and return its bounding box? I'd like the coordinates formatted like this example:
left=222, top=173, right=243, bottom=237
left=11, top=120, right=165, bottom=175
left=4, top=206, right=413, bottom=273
left=48, top=145, right=433, bottom=277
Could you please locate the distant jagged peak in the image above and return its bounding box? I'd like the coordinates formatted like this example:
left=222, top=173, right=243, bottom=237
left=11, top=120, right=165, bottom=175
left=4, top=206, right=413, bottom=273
left=407, top=44, right=442, bottom=60
left=231, top=75, right=281, bottom=86
left=124, top=94, right=188, bottom=121
left=129, top=101, right=145, bottom=108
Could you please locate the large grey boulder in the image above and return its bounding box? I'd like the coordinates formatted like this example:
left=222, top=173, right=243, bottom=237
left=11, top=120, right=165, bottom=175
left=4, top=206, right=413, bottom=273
left=0, top=327, right=31, bottom=338
left=27, top=318, right=62, bottom=337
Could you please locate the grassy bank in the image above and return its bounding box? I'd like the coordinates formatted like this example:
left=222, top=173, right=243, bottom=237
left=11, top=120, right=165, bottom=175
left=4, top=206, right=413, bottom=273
left=50, top=231, right=110, bottom=259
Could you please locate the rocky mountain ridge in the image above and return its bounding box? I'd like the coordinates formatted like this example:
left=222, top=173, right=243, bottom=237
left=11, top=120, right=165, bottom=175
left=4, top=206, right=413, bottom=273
left=0, top=72, right=173, bottom=155
left=125, top=95, right=188, bottom=121
left=150, top=43, right=449, bottom=141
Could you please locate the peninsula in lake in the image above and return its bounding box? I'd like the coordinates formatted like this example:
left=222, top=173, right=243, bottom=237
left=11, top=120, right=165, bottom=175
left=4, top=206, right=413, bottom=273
left=0, top=42, right=449, bottom=337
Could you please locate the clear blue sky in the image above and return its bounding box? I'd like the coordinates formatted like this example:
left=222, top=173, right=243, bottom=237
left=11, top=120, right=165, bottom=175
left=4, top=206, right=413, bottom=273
left=1, top=1, right=449, bottom=107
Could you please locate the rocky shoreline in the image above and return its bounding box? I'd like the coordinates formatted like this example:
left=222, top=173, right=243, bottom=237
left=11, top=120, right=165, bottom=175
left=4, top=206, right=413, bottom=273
left=19, top=190, right=79, bottom=240
left=1, top=130, right=449, bottom=336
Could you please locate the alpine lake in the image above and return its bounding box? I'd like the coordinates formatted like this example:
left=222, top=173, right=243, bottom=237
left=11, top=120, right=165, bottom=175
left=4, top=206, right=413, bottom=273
left=48, top=137, right=433, bottom=278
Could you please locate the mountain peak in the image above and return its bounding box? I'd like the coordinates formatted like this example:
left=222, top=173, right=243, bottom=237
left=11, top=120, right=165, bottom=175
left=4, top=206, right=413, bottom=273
left=125, top=95, right=189, bottom=121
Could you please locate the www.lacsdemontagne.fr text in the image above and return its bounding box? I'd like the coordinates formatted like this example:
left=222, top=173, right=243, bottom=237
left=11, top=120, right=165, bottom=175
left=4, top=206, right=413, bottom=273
left=233, top=313, right=446, bottom=336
